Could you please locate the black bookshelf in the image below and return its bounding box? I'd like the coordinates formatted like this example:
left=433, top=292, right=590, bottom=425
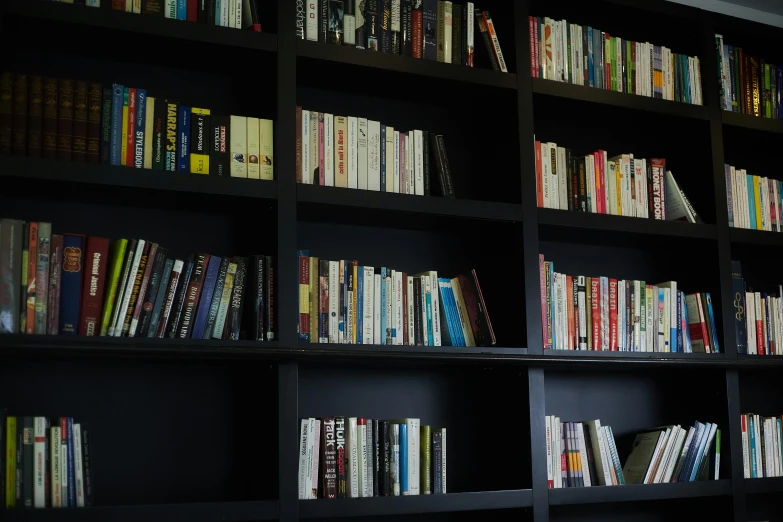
left=2, top=0, right=783, bottom=521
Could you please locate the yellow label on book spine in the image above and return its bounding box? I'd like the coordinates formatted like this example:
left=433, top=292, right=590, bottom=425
left=190, top=107, right=211, bottom=175
left=753, top=175, right=762, bottom=230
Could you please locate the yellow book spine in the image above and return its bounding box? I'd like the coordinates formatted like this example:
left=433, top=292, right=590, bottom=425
left=190, top=107, right=211, bottom=175
left=143, top=97, right=155, bottom=169
left=246, top=116, right=260, bottom=179
left=259, top=118, right=274, bottom=180
left=120, top=89, right=128, bottom=166
left=230, top=115, right=248, bottom=178
left=309, top=256, right=318, bottom=344
left=99, top=239, right=129, bottom=336
left=753, top=175, right=762, bottom=230
left=5, top=416, right=16, bottom=508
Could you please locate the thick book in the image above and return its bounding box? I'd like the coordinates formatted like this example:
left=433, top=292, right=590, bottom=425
left=99, top=239, right=128, bottom=336
left=57, top=78, right=74, bottom=161
left=78, top=236, right=110, bottom=336
left=27, top=76, right=43, bottom=158
left=33, top=224, right=52, bottom=335
left=86, top=83, right=102, bottom=163
left=72, top=81, right=88, bottom=162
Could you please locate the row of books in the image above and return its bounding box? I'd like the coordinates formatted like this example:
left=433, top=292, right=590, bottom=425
left=716, top=35, right=782, bottom=119
left=731, top=261, right=782, bottom=356
left=539, top=256, right=720, bottom=353
left=533, top=142, right=701, bottom=223
left=0, top=74, right=274, bottom=179
left=725, top=165, right=782, bottom=231
left=529, top=17, right=703, bottom=105
left=59, top=0, right=264, bottom=30
left=298, top=417, right=446, bottom=499
left=3, top=414, right=93, bottom=509
left=0, top=219, right=275, bottom=341
left=546, top=416, right=720, bottom=488
left=741, top=413, right=783, bottom=478
left=297, top=0, right=507, bottom=72
left=296, top=252, right=495, bottom=346
left=295, top=108, right=454, bottom=197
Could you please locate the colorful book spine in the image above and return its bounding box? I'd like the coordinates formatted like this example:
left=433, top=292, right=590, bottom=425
left=177, top=105, right=191, bottom=172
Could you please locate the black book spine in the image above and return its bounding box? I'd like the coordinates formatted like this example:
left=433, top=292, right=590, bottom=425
left=147, top=259, right=173, bottom=338
left=382, top=420, right=391, bottom=495
left=581, top=423, right=598, bottom=486
left=366, top=0, right=379, bottom=50
left=435, top=135, right=454, bottom=198
left=571, top=156, right=579, bottom=212
left=413, top=277, right=423, bottom=345
left=328, top=0, right=345, bottom=44
left=476, top=11, right=499, bottom=71
left=100, top=87, right=112, bottom=164
left=15, top=427, right=23, bottom=505
left=167, top=257, right=194, bottom=338
left=81, top=426, right=93, bottom=507
left=210, top=114, right=229, bottom=176
left=198, top=0, right=207, bottom=23
left=248, top=255, right=265, bottom=341
left=203, top=258, right=230, bottom=339
left=380, top=0, right=391, bottom=52
left=207, top=0, right=215, bottom=24
left=452, top=3, right=462, bottom=66
left=0, top=409, right=5, bottom=500
left=429, top=132, right=448, bottom=197
left=566, top=153, right=573, bottom=211
left=22, top=417, right=33, bottom=507
left=319, top=0, right=329, bottom=42
left=432, top=429, right=442, bottom=493
left=646, top=158, right=654, bottom=216
left=422, top=130, right=430, bottom=196
left=731, top=261, right=748, bottom=354
left=296, top=0, right=305, bottom=38
left=578, top=157, right=586, bottom=211
left=265, top=255, right=275, bottom=341
left=137, top=249, right=168, bottom=337
left=335, top=417, right=347, bottom=498
left=373, top=419, right=380, bottom=496
left=401, top=0, right=412, bottom=56
left=228, top=257, right=248, bottom=340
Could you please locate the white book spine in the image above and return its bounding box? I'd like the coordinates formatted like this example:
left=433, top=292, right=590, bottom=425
left=311, top=419, right=321, bottom=499
left=357, top=422, right=367, bottom=496
left=363, top=267, right=374, bottom=344
left=428, top=271, right=441, bottom=346
left=50, top=426, right=61, bottom=508
left=301, top=110, right=311, bottom=184
left=366, top=422, right=374, bottom=495
left=33, top=417, right=46, bottom=508
left=329, top=261, right=339, bottom=342
left=348, top=117, right=358, bottom=189
left=541, top=143, right=552, bottom=208
left=553, top=417, right=561, bottom=488
left=357, top=118, right=368, bottom=189
left=577, top=423, right=591, bottom=487
left=306, top=0, right=318, bottom=40
left=368, top=120, right=381, bottom=191
left=306, top=418, right=315, bottom=497
left=298, top=419, right=309, bottom=499
left=73, top=423, right=85, bottom=507
left=309, top=113, right=319, bottom=184
left=407, top=418, right=420, bottom=495
left=545, top=416, right=553, bottom=487
left=393, top=131, right=400, bottom=194
left=557, top=147, right=567, bottom=212
left=325, top=114, right=334, bottom=186
left=414, top=130, right=424, bottom=196
left=391, top=424, right=401, bottom=495
left=420, top=276, right=429, bottom=346
left=663, top=430, right=686, bottom=482
left=389, top=271, right=397, bottom=345
left=234, top=0, right=242, bottom=29
left=228, top=0, right=236, bottom=27
left=373, top=274, right=382, bottom=344
left=589, top=420, right=612, bottom=486
left=230, top=116, right=248, bottom=178
left=348, top=418, right=359, bottom=497
left=408, top=277, right=416, bottom=345
left=219, top=0, right=229, bottom=25
left=395, top=272, right=404, bottom=345
left=114, top=239, right=145, bottom=337
left=385, top=126, right=395, bottom=193
left=245, top=117, right=260, bottom=180
left=399, top=134, right=406, bottom=194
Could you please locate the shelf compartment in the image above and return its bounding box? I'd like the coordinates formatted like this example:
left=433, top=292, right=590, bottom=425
left=299, top=490, right=533, bottom=518
left=531, top=78, right=710, bottom=120
left=0, top=501, right=279, bottom=522
left=722, top=110, right=783, bottom=135
left=729, top=228, right=783, bottom=247
left=548, top=480, right=732, bottom=505
left=745, top=477, right=783, bottom=494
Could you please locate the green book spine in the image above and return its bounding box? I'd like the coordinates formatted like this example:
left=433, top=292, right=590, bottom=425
left=99, top=239, right=128, bottom=336
left=610, top=37, right=617, bottom=91
left=765, top=64, right=772, bottom=118
left=5, top=416, right=15, bottom=508
left=420, top=425, right=431, bottom=494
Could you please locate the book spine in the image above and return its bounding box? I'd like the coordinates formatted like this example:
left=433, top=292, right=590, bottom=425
left=72, top=81, right=88, bottom=162
left=156, top=259, right=184, bottom=337
left=210, top=114, right=229, bottom=175
left=335, top=417, right=346, bottom=498
left=57, top=79, right=74, bottom=161
left=0, top=73, right=12, bottom=155
left=78, top=237, right=110, bottom=336
left=125, top=88, right=136, bottom=167
left=202, top=258, right=229, bottom=339
left=177, top=105, right=191, bottom=172
left=178, top=253, right=209, bottom=339
left=11, top=74, right=27, bottom=156
left=138, top=249, right=169, bottom=337
left=328, top=0, right=345, bottom=44
left=189, top=108, right=211, bottom=174
left=227, top=257, right=247, bottom=340
left=211, top=261, right=237, bottom=339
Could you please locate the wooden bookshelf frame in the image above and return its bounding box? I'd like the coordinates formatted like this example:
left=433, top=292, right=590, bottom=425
left=1, top=0, right=783, bottom=521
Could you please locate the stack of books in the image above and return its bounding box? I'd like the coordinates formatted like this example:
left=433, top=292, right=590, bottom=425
left=0, top=219, right=275, bottom=341
left=546, top=416, right=721, bottom=488
left=296, top=108, right=454, bottom=197
left=297, top=252, right=495, bottom=347
left=741, top=413, right=783, bottom=478
left=730, top=261, right=782, bottom=355
left=716, top=35, right=782, bottom=118
left=298, top=1, right=507, bottom=72
left=0, top=73, right=274, bottom=179
left=298, top=417, right=446, bottom=499
left=539, top=256, right=720, bottom=353
left=725, top=165, right=782, bottom=231
left=3, top=414, right=94, bottom=509
left=530, top=17, right=703, bottom=105
left=534, top=142, right=701, bottom=223
left=56, top=0, right=265, bottom=30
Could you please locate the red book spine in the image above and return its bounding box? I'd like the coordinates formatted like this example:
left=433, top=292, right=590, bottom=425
left=411, top=9, right=423, bottom=59
left=299, top=252, right=309, bottom=340
left=125, top=88, right=136, bottom=167
left=112, top=0, right=125, bottom=9
left=129, top=243, right=158, bottom=337
left=78, top=237, right=110, bottom=336
left=609, top=279, right=618, bottom=351
left=187, top=0, right=198, bottom=21
left=529, top=16, right=537, bottom=78
left=696, top=294, right=712, bottom=353
left=26, top=223, right=39, bottom=334
left=47, top=235, right=63, bottom=335
left=756, top=309, right=765, bottom=356
left=566, top=275, right=574, bottom=351
left=535, top=141, right=543, bottom=207
left=591, top=278, right=600, bottom=350
left=539, top=255, right=547, bottom=349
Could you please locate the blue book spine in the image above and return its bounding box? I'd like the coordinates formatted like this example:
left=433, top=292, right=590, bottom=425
left=705, top=293, right=720, bottom=353
left=356, top=267, right=363, bottom=344
left=67, top=418, right=76, bottom=507
left=380, top=268, right=387, bottom=344
left=683, top=55, right=690, bottom=104
left=681, top=422, right=705, bottom=481
left=177, top=0, right=187, bottom=19
left=587, top=27, right=594, bottom=87
left=133, top=88, right=147, bottom=169
left=438, top=280, right=454, bottom=346
left=380, top=125, right=386, bottom=192
left=425, top=289, right=433, bottom=346
left=59, top=235, right=84, bottom=335
left=749, top=416, right=757, bottom=477
left=445, top=284, right=464, bottom=347
left=725, top=165, right=734, bottom=227
left=676, top=291, right=682, bottom=352
left=399, top=423, right=408, bottom=494
left=110, top=84, right=124, bottom=166
left=422, top=0, right=436, bottom=60
left=594, top=28, right=601, bottom=89
left=689, top=424, right=712, bottom=481
left=748, top=174, right=757, bottom=229
left=670, top=290, right=677, bottom=352
left=100, top=87, right=112, bottom=164
left=177, top=106, right=191, bottom=172
left=191, top=256, right=221, bottom=340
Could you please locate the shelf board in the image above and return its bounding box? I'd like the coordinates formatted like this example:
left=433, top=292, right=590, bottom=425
left=0, top=501, right=279, bottom=522
left=294, top=343, right=528, bottom=361
left=722, top=110, right=783, bottom=134
left=736, top=354, right=783, bottom=367
left=0, top=156, right=277, bottom=202
left=297, top=184, right=523, bottom=222
left=538, top=208, right=717, bottom=241
left=296, top=40, right=517, bottom=90
left=544, top=350, right=726, bottom=366
left=729, top=227, right=783, bottom=247
left=3, top=1, right=277, bottom=53
left=531, top=78, right=710, bottom=120
left=548, top=480, right=732, bottom=506
left=744, top=477, right=783, bottom=494
left=299, top=490, right=533, bottom=518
